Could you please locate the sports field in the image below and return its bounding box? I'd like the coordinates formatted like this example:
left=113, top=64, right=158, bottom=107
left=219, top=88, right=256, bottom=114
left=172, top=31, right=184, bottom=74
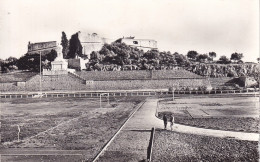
left=0, top=96, right=146, bottom=161
left=158, top=96, right=259, bottom=132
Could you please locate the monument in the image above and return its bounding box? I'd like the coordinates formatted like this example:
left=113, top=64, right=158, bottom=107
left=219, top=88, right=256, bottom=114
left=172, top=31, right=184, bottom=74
left=51, top=44, right=68, bottom=71
left=43, top=44, right=69, bottom=75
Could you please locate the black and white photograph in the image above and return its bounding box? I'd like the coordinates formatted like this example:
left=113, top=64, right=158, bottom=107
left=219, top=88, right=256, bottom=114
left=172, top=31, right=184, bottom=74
left=0, top=0, right=259, bottom=161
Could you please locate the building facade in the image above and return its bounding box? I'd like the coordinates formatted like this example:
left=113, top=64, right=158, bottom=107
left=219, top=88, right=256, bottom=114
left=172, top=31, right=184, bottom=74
left=78, top=32, right=113, bottom=58
left=27, top=41, right=57, bottom=55
left=120, top=37, right=157, bottom=51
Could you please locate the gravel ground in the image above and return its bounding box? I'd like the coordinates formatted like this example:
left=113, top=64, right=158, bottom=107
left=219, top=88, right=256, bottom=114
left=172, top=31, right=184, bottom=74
left=158, top=112, right=259, bottom=133
left=97, top=130, right=151, bottom=162
left=1, top=96, right=146, bottom=161
left=1, top=155, right=83, bottom=162
left=158, top=96, right=259, bottom=133
left=174, top=117, right=259, bottom=133
left=152, top=129, right=258, bottom=162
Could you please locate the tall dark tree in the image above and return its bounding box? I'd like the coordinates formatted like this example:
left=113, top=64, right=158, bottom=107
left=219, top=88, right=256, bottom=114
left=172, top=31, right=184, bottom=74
left=196, top=54, right=209, bottom=63
left=230, top=52, right=243, bottom=63
left=209, top=52, right=216, bottom=61
left=217, top=55, right=230, bottom=64
left=67, top=32, right=83, bottom=59
left=17, top=53, right=41, bottom=71
left=46, top=49, right=57, bottom=62
left=187, top=50, right=198, bottom=60
left=61, top=31, right=69, bottom=58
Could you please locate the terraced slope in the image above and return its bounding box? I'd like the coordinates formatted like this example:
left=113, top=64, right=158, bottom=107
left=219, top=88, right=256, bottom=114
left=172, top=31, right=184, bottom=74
left=77, top=69, right=204, bottom=81
left=0, top=71, right=37, bottom=83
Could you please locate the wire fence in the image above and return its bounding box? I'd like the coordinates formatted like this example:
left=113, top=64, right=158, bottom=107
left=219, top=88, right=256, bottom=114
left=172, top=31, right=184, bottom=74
left=0, top=88, right=259, bottom=99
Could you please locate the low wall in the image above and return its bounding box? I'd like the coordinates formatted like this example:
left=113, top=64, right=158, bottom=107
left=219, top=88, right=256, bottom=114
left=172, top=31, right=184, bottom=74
left=25, top=75, right=86, bottom=91
left=0, top=69, right=211, bottom=92
left=87, top=78, right=210, bottom=91
left=77, top=69, right=204, bottom=81
left=0, top=75, right=210, bottom=92
left=209, top=77, right=233, bottom=88
left=43, top=69, right=68, bottom=75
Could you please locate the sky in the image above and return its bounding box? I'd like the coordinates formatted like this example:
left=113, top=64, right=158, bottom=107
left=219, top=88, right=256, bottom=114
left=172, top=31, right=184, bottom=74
left=0, top=0, right=259, bottom=62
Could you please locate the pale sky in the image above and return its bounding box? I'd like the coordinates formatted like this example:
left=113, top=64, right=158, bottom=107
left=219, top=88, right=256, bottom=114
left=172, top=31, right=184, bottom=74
left=0, top=0, right=259, bottom=62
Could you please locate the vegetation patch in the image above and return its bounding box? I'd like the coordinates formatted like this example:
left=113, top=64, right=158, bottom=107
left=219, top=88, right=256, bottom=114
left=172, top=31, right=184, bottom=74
left=174, top=117, right=259, bottom=133
left=0, top=97, right=146, bottom=161
left=152, top=130, right=258, bottom=162
left=97, top=130, right=151, bottom=162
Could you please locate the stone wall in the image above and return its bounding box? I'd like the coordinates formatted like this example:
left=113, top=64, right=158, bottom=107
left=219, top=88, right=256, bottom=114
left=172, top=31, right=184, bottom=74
left=87, top=78, right=211, bottom=91
left=43, top=69, right=68, bottom=75
left=77, top=69, right=204, bottom=81
left=24, top=74, right=87, bottom=91
left=27, top=41, right=57, bottom=54
left=0, top=75, right=210, bottom=92
left=209, top=77, right=233, bottom=88
left=0, top=69, right=211, bottom=92
left=0, top=82, right=25, bottom=92
left=0, top=72, right=37, bottom=83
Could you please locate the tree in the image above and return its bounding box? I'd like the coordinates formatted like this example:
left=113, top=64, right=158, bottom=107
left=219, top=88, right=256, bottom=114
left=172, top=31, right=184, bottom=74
left=187, top=50, right=198, bottom=60
left=230, top=52, right=243, bottom=63
left=1, top=57, right=18, bottom=73
left=175, top=52, right=190, bottom=66
left=45, top=49, right=57, bottom=62
left=67, top=32, right=82, bottom=59
left=144, top=50, right=159, bottom=60
left=61, top=31, right=69, bottom=58
left=209, top=52, right=216, bottom=61
left=257, top=58, right=260, bottom=63
left=17, top=53, right=41, bottom=71
left=196, top=54, right=208, bottom=63
left=217, top=55, right=230, bottom=64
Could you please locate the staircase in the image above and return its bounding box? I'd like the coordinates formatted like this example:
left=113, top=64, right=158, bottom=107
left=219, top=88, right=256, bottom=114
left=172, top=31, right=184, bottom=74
left=68, top=71, right=86, bottom=84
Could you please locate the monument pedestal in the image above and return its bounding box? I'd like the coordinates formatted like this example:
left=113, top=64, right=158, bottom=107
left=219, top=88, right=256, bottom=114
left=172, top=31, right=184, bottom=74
left=43, top=44, right=69, bottom=75
left=51, top=60, right=68, bottom=70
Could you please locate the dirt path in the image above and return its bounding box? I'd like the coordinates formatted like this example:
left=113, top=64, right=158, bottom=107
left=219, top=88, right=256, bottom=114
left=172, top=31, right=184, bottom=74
left=137, top=98, right=259, bottom=141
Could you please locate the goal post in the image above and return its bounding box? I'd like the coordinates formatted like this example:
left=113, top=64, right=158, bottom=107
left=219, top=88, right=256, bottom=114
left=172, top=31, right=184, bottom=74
left=100, top=93, right=110, bottom=108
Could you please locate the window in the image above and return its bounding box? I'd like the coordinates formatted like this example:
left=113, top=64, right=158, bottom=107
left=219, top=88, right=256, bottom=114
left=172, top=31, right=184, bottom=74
left=133, top=41, right=138, bottom=44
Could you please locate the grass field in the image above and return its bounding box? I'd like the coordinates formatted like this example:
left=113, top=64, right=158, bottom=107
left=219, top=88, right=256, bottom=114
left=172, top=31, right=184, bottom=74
left=158, top=96, right=259, bottom=133
left=0, top=96, right=147, bottom=161
left=152, top=129, right=258, bottom=162
left=97, top=130, right=151, bottom=162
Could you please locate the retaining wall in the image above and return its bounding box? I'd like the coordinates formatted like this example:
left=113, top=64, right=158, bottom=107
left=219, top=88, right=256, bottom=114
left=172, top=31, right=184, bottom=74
left=87, top=79, right=210, bottom=90
left=0, top=76, right=210, bottom=92
left=0, top=69, right=211, bottom=92
left=77, top=69, right=204, bottom=81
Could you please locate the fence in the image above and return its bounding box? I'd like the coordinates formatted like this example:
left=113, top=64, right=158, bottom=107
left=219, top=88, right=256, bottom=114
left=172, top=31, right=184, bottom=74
left=0, top=88, right=258, bottom=99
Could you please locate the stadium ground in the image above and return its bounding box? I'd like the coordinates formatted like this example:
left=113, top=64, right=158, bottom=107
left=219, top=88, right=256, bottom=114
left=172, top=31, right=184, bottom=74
left=1, top=94, right=258, bottom=161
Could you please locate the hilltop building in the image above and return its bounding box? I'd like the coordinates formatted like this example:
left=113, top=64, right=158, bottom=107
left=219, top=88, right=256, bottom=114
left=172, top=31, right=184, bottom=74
left=78, top=32, right=113, bottom=59
left=117, top=37, right=157, bottom=51
left=27, top=41, right=57, bottom=55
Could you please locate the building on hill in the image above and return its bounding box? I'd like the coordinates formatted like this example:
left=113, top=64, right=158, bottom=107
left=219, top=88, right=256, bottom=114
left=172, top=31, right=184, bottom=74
left=78, top=32, right=114, bottom=59
left=117, top=37, right=157, bottom=52
left=27, top=41, right=57, bottom=55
